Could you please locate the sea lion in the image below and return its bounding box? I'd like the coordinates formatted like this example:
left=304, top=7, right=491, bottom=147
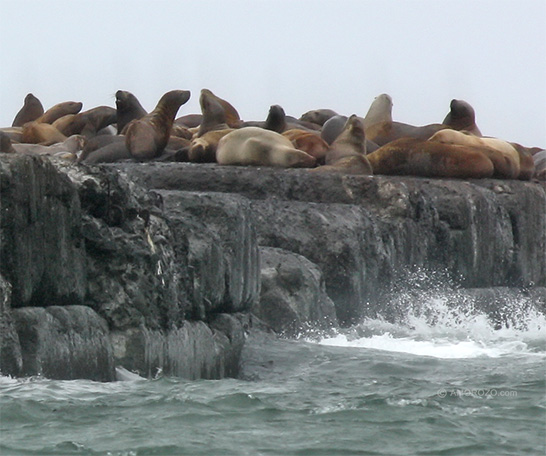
left=311, top=155, right=373, bottom=175
left=364, top=93, right=447, bottom=146
left=532, top=150, right=546, bottom=180
left=12, top=93, right=44, bottom=127
left=81, top=141, right=132, bottom=164
left=189, top=128, right=234, bottom=163
left=429, top=129, right=520, bottom=179
left=171, top=124, right=193, bottom=140
left=321, top=114, right=380, bottom=153
left=242, top=105, right=319, bottom=132
left=443, top=99, right=482, bottom=136
left=37, top=101, right=83, bottom=124
left=200, top=88, right=241, bottom=128
left=196, top=89, right=230, bottom=137
left=21, top=121, right=67, bottom=145
left=282, top=129, right=329, bottom=163
left=366, top=137, right=494, bottom=178
left=0, top=132, right=16, bottom=153
left=510, top=143, right=536, bottom=180
left=299, top=109, right=338, bottom=126
left=125, top=89, right=190, bottom=160
left=216, top=127, right=316, bottom=168
left=116, top=90, right=147, bottom=134
left=53, top=106, right=117, bottom=137
left=13, top=134, right=86, bottom=155
left=175, top=114, right=203, bottom=128
left=0, top=127, right=23, bottom=143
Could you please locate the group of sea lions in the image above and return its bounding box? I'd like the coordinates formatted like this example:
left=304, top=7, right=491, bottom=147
left=1, top=89, right=544, bottom=181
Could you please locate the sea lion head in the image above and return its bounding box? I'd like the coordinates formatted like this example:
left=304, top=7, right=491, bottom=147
left=265, top=104, right=286, bottom=133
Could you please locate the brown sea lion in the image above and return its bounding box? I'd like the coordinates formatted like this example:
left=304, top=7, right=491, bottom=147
left=116, top=90, right=147, bottom=134
left=311, top=155, right=373, bottom=175
left=81, top=141, right=132, bottom=164
left=282, top=129, right=329, bottom=163
left=0, top=132, right=16, bottom=153
left=321, top=114, right=380, bottom=153
left=197, top=89, right=230, bottom=137
left=175, top=114, right=203, bottom=128
left=443, top=99, right=482, bottom=136
left=242, top=105, right=319, bottom=132
left=429, top=129, right=520, bottom=179
left=200, top=88, right=241, bottom=128
left=510, top=143, right=536, bottom=180
left=532, top=150, right=546, bottom=180
left=13, top=135, right=86, bottom=156
left=125, top=89, right=190, bottom=160
left=299, top=109, right=338, bottom=126
left=216, top=127, right=316, bottom=168
left=171, top=124, right=193, bottom=140
left=21, top=121, right=67, bottom=145
left=12, top=93, right=44, bottom=127
left=53, top=106, right=117, bottom=137
left=366, top=137, right=494, bottom=178
left=37, top=101, right=83, bottom=124
left=189, top=128, right=234, bottom=162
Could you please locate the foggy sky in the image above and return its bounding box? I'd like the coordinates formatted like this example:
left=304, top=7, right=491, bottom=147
left=1, top=0, right=545, bottom=146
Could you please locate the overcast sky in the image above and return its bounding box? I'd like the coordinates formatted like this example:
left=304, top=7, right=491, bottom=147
left=1, top=0, right=544, bottom=146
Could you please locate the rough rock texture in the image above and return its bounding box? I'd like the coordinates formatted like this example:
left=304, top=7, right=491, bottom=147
left=0, top=275, right=22, bottom=376
left=257, top=247, right=337, bottom=336
left=12, top=305, right=115, bottom=381
left=117, top=163, right=546, bottom=325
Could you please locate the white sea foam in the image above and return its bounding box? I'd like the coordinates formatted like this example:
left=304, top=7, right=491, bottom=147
left=316, top=293, right=546, bottom=359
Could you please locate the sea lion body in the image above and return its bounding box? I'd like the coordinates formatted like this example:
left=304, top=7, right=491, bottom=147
left=37, top=101, right=83, bottom=124
left=175, top=114, right=203, bottom=128
left=52, top=106, right=116, bottom=138
left=363, top=93, right=393, bottom=128
left=21, top=121, right=67, bottom=145
left=13, top=134, right=85, bottom=155
left=366, top=121, right=447, bottom=146
left=12, top=93, right=44, bottom=127
left=189, top=128, right=234, bottom=163
left=197, top=89, right=230, bottom=137
left=116, top=90, right=147, bottom=134
left=429, top=129, right=520, bottom=179
left=216, top=127, right=316, bottom=168
left=200, top=89, right=241, bottom=128
left=510, top=143, right=536, bottom=180
left=367, top=137, right=494, bottom=178
left=81, top=141, right=132, bottom=164
left=299, top=109, right=338, bottom=126
left=125, top=89, right=190, bottom=160
left=282, top=129, right=329, bottom=163
left=0, top=127, right=23, bottom=143
left=311, top=155, right=373, bottom=175
left=443, top=99, right=482, bottom=136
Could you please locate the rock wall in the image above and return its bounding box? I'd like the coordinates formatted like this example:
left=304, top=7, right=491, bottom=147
left=1, top=155, right=545, bottom=380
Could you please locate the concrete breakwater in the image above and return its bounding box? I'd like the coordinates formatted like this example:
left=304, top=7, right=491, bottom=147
left=1, top=154, right=545, bottom=380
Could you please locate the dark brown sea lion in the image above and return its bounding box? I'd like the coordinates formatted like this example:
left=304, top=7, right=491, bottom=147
left=116, top=90, right=147, bottom=134
left=21, top=121, right=67, bottom=145
left=53, top=106, right=117, bottom=137
left=282, top=129, right=329, bottom=164
left=12, top=93, right=44, bottom=127
left=78, top=135, right=125, bottom=162
left=299, top=109, right=338, bottom=126
left=197, top=89, right=230, bottom=137
left=216, top=127, right=316, bottom=168
left=508, top=143, right=536, bottom=180
left=443, top=99, right=482, bottom=136
left=82, top=141, right=132, bottom=164
left=242, top=105, right=320, bottom=132
left=200, top=88, right=241, bottom=128
left=0, top=132, right=16, bottom=153
left=125, top=89, right=190, bottom=160
left=175, top=114, right=203, bottom=128
left=37, top=101, right=83, bottom=124
left=189, top=128, right=234, bottom=162
left=366, top=137, right=494, bottom=178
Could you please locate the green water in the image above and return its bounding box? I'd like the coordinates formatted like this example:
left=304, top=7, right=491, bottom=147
left=1, top=322, right=544, bottom=456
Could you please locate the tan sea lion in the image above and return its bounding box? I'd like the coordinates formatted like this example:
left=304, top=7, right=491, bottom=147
left=21, top=121, right=67, bottom=145
left=116, top=90, right=147, bottom=134
left=189, top=128, right=234, bottom=162
left=13, top=134, right=86, bottom=155
left=510, top=143, right=536, bottom=180
left=125, top=89, right=190, bottom=160
left=532, top=150, right=546, bottom=180
left=429, top=129, right=520, bottom=179
left=200, top=88, right=241, bottom=128
left=196, top=89, right=230, bottom=137
left=366, top=137, right=494, bottom=178
left=12, top=93, right=44, bottom=127
left=282, top=129, right=329, bottom=163
left=0, top=132, right=16, bottom=153
left=216, top=127, right=316, bottom=168
left=37, top=101, right=83, bottom=124
left=299, top=109, right=338, bottom=127
left=364, top=93, right=447, bottom=146
left=171, top=124, right=193, bottom=140
left=443, top=99, right=482, bottom=136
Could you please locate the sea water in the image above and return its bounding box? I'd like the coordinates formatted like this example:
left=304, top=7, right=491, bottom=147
left=1, top=296, right=545, bottom=456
